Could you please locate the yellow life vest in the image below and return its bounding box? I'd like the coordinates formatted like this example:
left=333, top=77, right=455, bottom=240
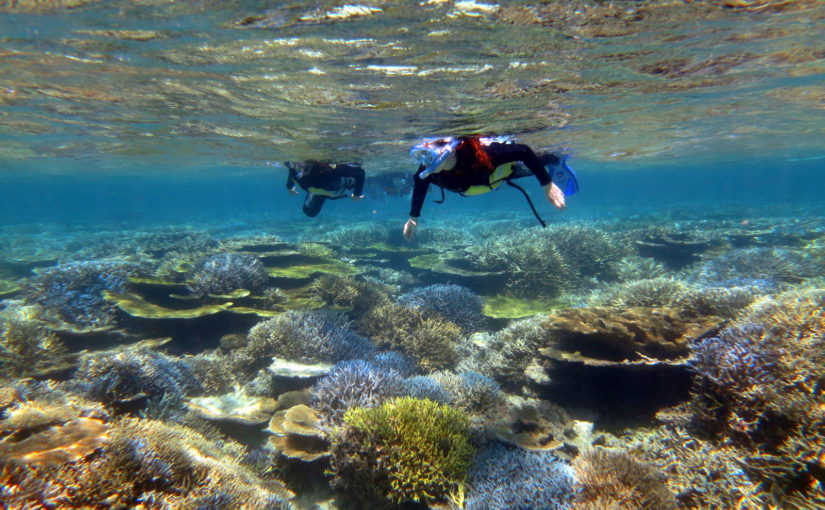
left=306, top=187, right=342, bottom=197
left=461, top=163, right=515, bottom=196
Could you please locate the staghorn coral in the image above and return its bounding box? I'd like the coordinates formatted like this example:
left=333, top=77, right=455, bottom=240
left=620, top=424, right=769, bottom=509
left=309, top=273, right=391, bottom=317
left=687, top=289, right=824, bottom=504
left=466, top=228, right=571, bottom=299
left=0, top=458, right=62, bottom=508
left=401, top=375, right=452, bottom=405
left=572, top=447, right=678, bottom=510
left=187, top=252, right=268, bottom=297
left=587, top=277, right=687, bottom=308
left=32, top=260, right=133, bottom=329
left=330, top=397, right=474, bottom=507
left=310, top=360, right=404, bottom=426
left=368, top=350, right=419, bottom=377
left=246, top=310, right=375, bottom=366
left=675, top=283, right=765, bottom=319
left=694, top=247, right=822, bottom=284
left=358, top=303, right=462, bottom=371
left=464, top=441, right=575, bottom=510
left=297, top=241, right=336, bottom=258
left=456, top=316, right=551, bottom=388
left=70, top=348, right=200, bottom=415
left=397, top=283, right=486, bottom=334
left=430, top=371, right=505, bottom=416
left=545, top=225, right=630, bottom=282
left=0, top=317, right=71, bottom=378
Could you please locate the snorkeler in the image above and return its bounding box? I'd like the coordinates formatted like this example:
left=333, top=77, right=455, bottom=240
left=285, top=161, right=365, bottom=217
left=403, top=135, right=576, bottom=239
left=365, top=171, right=413, bottom=200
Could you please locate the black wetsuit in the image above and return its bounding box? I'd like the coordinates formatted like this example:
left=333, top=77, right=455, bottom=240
left=286, top=162, right=365, bottom=217
left=409, top=142, right=554, bottom=218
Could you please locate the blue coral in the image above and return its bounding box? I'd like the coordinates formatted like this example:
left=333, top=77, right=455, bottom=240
left=369, top=350, right=419, bottom=377
left=465, top=441, right=575, bottom=510
left=248, top=311, right=376, bottom=364
left=402, top=375, right=452, bottom=404
left=310, top=359, right=404, bottom=425
left=188, top=252, right=268, bottom=297
left=32, top=260, right=132, bottom=328
left=397, top=283, right=486, bottom=334
left=70, top=349, right=201, bottom=413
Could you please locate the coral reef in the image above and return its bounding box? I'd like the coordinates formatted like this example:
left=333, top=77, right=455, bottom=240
left=675, top=282, right=765, bottom=319
left=464, top=441, right=575, bottom=510
left=695, top=247, right=821, bottom=284
left=266, top=404, right=330, bottom=462
left=587, top=277, right=687, bottom=308
left=310, top=359, right=404, bottom=425
left=542, top=306, right=721, bottom=363
left=456, top=316, right=551, bottom=389
left=330, top=397, right=474, bottom=507
left=0, top=317, right=71, bottom=378
left=358, top=302, right=462, bottom=371
left=309, top=273, right=391, bottom=317
left=687, top=289, right=824, bottom=505
left=187, top=252, right=269, bottom=297
left=70, top=348, right=200, bottom=415
left=620, top=424, right=770, bottom=509
left=571, top=447, right=678, bottom=510
left=31, top=260, right=133, bottom=329
left=246, top=311, right=375, bottom=366
left=397, top=283, right=486, bottom=334
left=430, top=370, right=505, bottom=416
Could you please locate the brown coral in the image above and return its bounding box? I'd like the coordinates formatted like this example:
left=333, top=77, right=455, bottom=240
left=358, top=303, right=461, bottom=371
left=572, top=447, right=678, bottom=510
left=267, top=404, right=330, bottom=462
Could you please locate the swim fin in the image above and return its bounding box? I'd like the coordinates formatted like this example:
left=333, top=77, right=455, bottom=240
left=547, top=157, right=579, bottom=196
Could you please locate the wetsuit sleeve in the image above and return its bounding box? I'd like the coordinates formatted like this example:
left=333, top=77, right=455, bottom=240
left=338, top=164, right=366, bottom=196
left=409, top=165, right=429, bottom=218
left=487, top=143, right=552, bottom=187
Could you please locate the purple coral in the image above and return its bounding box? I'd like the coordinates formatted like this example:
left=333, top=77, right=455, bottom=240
left=310, top=359, right=404, bottom=425
left=187, top=253, right=268, bottom=297
left=397, top=283, right=486, bottom=333
left=465, top=441, right=575, bottom=510
left=32, top=260, right=132, bottom=328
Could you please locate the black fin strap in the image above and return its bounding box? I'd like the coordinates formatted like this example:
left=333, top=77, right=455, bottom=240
left=433, top=186, right=446, bottom=204
left=506, top=180, right=546, bottom=228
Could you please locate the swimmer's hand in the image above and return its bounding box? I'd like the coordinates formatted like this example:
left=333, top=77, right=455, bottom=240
left=403, top=218, right=418, bottom=240
left=544, top=182, right=566, bottom=210
left=351, top=194, right=364, bottom=201
left=288, top=187, right=300, bottom=195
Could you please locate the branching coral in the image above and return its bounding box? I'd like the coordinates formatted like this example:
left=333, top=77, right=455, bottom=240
left=0, top=317, right=70, bottom=378
left=330, top=397, right=474, bottom=507
left=464, top=441, right=575, bottom=510
left=675, top=283, right=765, bottom=319
left=187, top=252, right=268, bottom=297
left=70, top=348, right=200, bottom=414
left=687, top=289, right=824, bottom=504
left=587, top=278, right=687, bottom=308
left=466, top=229, right=571, bottom=299
left=309, top=273, right=391, bottom=317
left=310, top=359, right=404, bottom=426
left=620, top=424, right=770, bottom=509
left=32, top=260, right=133, bottom=329
left=246, top=311, right=375, bottom=366
left=546, top=225, right=630, bottom=282
left=695, top=247, right=821, bottom=284
left=397, top=283, right=486, bottom=334
left=358, top=303, right=461, bottom=371
left=430, top=370, right=504, bottom=415
left=571, top=447, right=678, bottom=510
left=456, top=316, right=550, bottom=388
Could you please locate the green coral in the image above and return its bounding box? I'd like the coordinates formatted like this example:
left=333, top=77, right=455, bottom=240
left=331, top=397, right=474, bottom=506
left=358, top=303, right=461, bottom=371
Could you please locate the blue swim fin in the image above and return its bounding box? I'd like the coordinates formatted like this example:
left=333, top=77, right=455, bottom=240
left=548, top=157, right=579, bottom=196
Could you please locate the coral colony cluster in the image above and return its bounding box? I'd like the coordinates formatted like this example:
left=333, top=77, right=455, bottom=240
left=0, top=213, right=823, bottom=510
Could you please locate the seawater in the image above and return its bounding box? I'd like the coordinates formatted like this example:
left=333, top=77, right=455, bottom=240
left=1, top=2, right=824, bottom=510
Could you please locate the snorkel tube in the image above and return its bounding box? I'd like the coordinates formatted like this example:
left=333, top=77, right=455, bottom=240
left=410, top=138, right=460, bottom=180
